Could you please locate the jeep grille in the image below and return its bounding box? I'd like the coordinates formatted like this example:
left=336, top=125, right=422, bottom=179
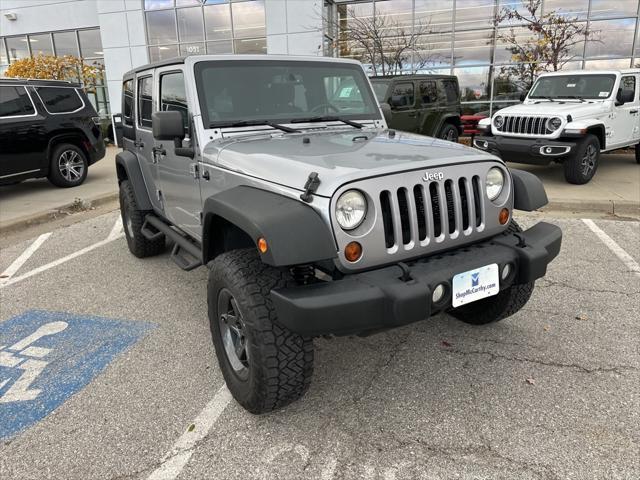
left=330, top=162, right=512, bottom=271
left=496, top=116, right=552, bottom=135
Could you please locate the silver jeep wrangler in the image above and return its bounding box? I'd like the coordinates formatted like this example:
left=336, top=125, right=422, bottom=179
left=116, top=55, right=562, bottom=414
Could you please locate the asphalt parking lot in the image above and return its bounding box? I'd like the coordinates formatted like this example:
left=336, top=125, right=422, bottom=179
left=0, top=210, right=638, bottom=480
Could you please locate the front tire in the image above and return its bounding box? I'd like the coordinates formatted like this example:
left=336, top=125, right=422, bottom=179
left=439, top=123, right=459, bottom=143
left=48, top=143, right=88, bottom=188
left=449, top=220, right=534, bottom=325
left=564, top=134, right=599, bottom=184
left=208, top=249, right=314, bottom=414
left=119, top=180, right=165, bottom=258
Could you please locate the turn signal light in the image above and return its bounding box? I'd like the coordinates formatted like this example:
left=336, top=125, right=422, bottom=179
left=499, top=208, right=510, bottom=225
left=344, top=241, right=362, bottom=262
left=257, top=237, right=268, bottom=254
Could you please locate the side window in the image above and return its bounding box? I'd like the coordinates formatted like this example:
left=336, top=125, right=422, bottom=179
left=419, top=81, right=437, bottom=104
left=36, top=87, right=83, bottom=113
left=0, top=86, right=35, bottom=117
left=441, top=80, right=459, bottom=103
left=390, top=82, right=414, bottom=108
left=137, top=76, right=153, bottom=129
left=160, top=72, right=189, bottom=134
left=621, top=76, right=636, bottom=100
left=122, top=79, right=134, bottom=126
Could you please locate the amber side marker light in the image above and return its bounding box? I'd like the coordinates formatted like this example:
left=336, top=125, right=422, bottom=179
left=257, top=237, right=268, bottom=254
left=344, top=241, right=363, bottom=262
left=499, top=208, right=510, bottom=225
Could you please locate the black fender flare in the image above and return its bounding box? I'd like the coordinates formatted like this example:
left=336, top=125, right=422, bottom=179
left=202, top=186, right=337, bottom=266
left=510, top=169, right=548, bottom=211
left=432, top=114, right=461, bottom=136
left=115, top=150, right=153, bottom=210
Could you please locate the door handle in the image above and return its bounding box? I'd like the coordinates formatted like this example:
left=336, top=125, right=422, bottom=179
left=134, top=140, right=145, bottom=148
left=630, top=110, right=639, bottom=114
left=202, top=170, right=210, bottom=181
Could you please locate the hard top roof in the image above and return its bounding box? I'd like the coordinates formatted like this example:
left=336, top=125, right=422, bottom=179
left=370, top=74, right=457, bottom=80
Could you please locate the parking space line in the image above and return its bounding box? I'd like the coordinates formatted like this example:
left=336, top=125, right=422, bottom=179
left=107, top=216, right=123, bottom=241
left=0, top=233, right=52, bottom=284
left=582, top=219, right=640, bottom=277
left=147, top=385, right=232, bottom=480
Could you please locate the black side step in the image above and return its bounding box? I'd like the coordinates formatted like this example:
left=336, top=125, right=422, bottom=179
left=142, top=215, right=203, bottom=271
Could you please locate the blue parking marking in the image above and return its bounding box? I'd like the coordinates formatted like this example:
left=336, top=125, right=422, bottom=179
left=0, top=310, right=156, bottom=440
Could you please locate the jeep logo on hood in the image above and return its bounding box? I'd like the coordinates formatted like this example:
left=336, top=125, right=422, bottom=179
left=422, top=171, right=444, bottom=182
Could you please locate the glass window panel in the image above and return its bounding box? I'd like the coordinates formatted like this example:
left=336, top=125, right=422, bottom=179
left=454, top=29, right=494, bottom=65
left=148, top=44, right=180, bottom=61
left=206, top=40, right=233, bottom=54
left=454, top=66, right=492, bottom=101
left=586, top=18, right=635, bottom=58
left=584, top=58, right=633, bottom=69
left=177, top=7, right=204, bottom=42
left=233, top=37, right=266, bottom=54
left=204, top=3, right=232, bottom=40
left=6, top=36, right=30, bottom=62
left=29, top=34, right=54, bottom=57
left=589, top=0, right=638, bottom=19
left=176, top=0, right=201, bottom=5
left=455, top=0, right=497, bottom=30
left=231, top=0, right=266, bottom=39
left=0, top=86, right=35, bottom=117
left=492, top=72, right=528, bottom=101
left=160, top=71, right=189, bottom=133
left=0, top=38, right=8, bottom=64
left=415, top=31, right=452, bottom=68
left=204, top=0, right=229, bottom=3
left=144, top=0, right=174, bottom=10
left=497, top=0, right=535, bottom=25
left=86, top=58, right=106, bottom=85
left=374, top=0, right=413, bottom=30
left=36, top=87, right=83, bottom=113
left=78, top=29, right=103, bottom=58
left=179, top=42, right=206, bottom=55
left=146, top=10, right=178, bottom=45
left=542, top=0, right=589, bottom=19
left=414, top=0, right=453, bottom=33
left=138, top=76, right=154, bottom=128
left=460, top=101, right=491, bottom=116
left=53, top=31, right=79, bottom=57
left=494, top=26, right=537, bottom=63
left=123, top=79, right=134, bottom=125
left=390, top=82, right=415, bottom=107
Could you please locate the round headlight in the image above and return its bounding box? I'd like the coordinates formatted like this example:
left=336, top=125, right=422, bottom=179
left=494, top=115, right=504, bottom=129
left=546, top=117, right=562, bottom=132
left=336, top=190, right=367, bottom=230
left=486, top=167, right=505, bottom=201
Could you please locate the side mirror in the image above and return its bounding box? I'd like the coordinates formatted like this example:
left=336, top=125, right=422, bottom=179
left=380, top=102, right=392, bottom=123
left=153, top=111, right=185, bottom=142
left=390, top=95, right=406, bottom=107
left=616, top=88, right=635, bottom=105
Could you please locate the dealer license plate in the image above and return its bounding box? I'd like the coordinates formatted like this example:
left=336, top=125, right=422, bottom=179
left=452, top=264, right=500, bottom=308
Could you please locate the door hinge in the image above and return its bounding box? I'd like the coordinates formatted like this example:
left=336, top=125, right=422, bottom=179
left=189, top=163, right=200, bottom=179
left=198, top=211, right=203, bottom=225
left=156, top=189, right=163, bottom=207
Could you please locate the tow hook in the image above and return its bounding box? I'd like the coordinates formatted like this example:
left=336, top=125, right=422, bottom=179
left=396, top=262, right=413, bottom=282
left=514, top=233, right=527, bottom=248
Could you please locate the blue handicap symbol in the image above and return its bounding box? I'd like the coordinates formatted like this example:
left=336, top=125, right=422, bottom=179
left=0, top=310, right=156, bottom=440
left=471, top=272, right=480, bottom=287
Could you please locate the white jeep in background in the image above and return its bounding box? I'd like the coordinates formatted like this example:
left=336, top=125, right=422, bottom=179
left=474, top=69, right=640, bottom=184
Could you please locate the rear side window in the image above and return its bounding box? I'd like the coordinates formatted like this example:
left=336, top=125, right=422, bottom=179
left=160, top=71, right=189, bottom=134
left=36, top=87, right=83, bottom=113
left=419, top=81, right=437, bottom=104
left=123, top=79, right=134, bottom=126
left=0, top=86, right=35, bottom=117
left=391, top=82, right=415, bottom=108
left=441, top=80, right=459, bottom=103
left=138, top=76, right=153, bottom=128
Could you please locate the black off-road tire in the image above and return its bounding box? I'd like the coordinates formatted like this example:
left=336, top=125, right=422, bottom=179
left=439, top=123, right=459, bottom=143
left=450, top=220, right=534, bottom=325
left=208, top=249, right=314, bottom=414
left=48, top=143, right=88, bottom=187
left=119, top=180, right=165, bottom=258
left=635, top=143, right=639, bottom=164
left=563, top=134, right=599, bottom=184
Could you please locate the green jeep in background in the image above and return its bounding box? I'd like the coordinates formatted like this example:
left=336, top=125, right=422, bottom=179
left=370, top=75, right=463, bottom=142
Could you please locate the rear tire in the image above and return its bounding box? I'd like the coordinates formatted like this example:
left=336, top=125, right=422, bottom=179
left=47, top=143, right=88, bottom=188
left=449, top=220, right=534, bottom=325
left=563, top=134, right=599, bottom=184
left=119, top=179, right=165, bottom=258
left=208, top=249, right=314, bottom=414
left=439, top=123, right=459, bottom=143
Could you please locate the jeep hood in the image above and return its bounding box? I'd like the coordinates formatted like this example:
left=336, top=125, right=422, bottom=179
left=495, top=101, right=610, bottom=120
left=202, top=130, right=496, bottom=197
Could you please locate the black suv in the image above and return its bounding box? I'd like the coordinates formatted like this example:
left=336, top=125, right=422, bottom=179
left=0, top=79, right=105, bottom=187
left=370, top=75, right=463, bottom=142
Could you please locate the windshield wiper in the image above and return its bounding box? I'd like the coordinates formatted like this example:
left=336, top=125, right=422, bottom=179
left=291, top=116, right=363, bottom=129
left=216, top=120, right=298, bottom=133
left=530, top=96, right=557, bottom=102
left=563, top=95, right=587, bottom=103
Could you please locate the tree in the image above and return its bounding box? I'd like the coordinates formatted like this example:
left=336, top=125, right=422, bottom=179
left=325, top=6, right=442, bottom=76
left=494, top=0, right=598, bottom=90
left=5, top=54, right=103, bottom=92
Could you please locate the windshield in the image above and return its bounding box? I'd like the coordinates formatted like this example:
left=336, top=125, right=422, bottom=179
left=370, top=80, right=391, bottom=102
left=529, top=74, right=617, bottom=100
left=194, top=60, right=381, bottom=128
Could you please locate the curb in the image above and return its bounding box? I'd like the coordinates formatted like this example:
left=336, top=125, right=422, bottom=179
left=0, top=192, right=119, bottom=234
left=542, top=198, right=640, bottom=217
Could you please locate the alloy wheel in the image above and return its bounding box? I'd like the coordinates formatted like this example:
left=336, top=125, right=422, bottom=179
left=581, top=144, right=597, bottom=177
left=58, top=150, right=85, bottom=182
left=218, top=288, right=249, bottom=377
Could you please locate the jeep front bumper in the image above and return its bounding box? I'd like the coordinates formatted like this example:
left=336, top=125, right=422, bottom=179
left=271, top=222, right=561, bottom=336
left=473, top=136, right=576, bottom=165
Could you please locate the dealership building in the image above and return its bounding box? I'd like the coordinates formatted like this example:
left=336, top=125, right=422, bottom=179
left=1, top=0, right=639, bottom=118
